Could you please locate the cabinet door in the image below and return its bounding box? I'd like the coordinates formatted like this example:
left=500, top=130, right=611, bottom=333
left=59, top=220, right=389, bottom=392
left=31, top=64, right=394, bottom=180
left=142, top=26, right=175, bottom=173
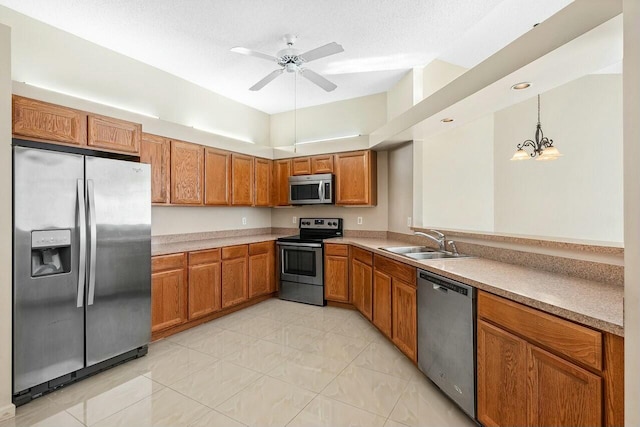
left=222, top=257, right=248, bottom=308
left=477, top=320, right=528, bottom=427
left=231, top=153, right=254, bottom=206
left=188, top=262, right=221, bottom=320
left=204, top=147, right=231, bottom=205
left=325, top=255, right=349, bottom=302
left=249, top=252, right=271, bottom=298
left=254, top=158, right=272, bottom=207
left=373, top=269, right=392, bottom=338
left=292, top=157, right=312, bottom=175
left=273, top=159, right=292, bottom=206
left=392, top=279, right=417, bottom=361
left=141, top=133, right=170, bottom=204
left=12, top=95, right=87, bottom=146
left=171, top=140, right=204, bottom=204
left=311, top=155, right=334, bottom=174
left=88, top=114, right=141, bottom=155
left=335, top=150, right=377, bottom=205
left=528, top=345, right=602, bottom=427
left=151, top=269, right=187, bottom=332
left=351, top=258, right=373, bottom=320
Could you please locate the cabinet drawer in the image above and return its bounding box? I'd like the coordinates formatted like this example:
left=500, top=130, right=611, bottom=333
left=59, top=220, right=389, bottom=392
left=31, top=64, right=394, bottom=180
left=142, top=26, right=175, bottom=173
left=152, top=253, right=186, bottom=273
left=351, top=246, right=373, bottom=265
left=373, top=254, right=416, bottom=285
left=249, top=241, right=273, bottom=256
left=478, top=291, right=603, bottom=370
left=325, top=243, right=349, bottom=257
left=222, top=245, right=249, bottom=260
left=189, top=249, right=221, bottom=265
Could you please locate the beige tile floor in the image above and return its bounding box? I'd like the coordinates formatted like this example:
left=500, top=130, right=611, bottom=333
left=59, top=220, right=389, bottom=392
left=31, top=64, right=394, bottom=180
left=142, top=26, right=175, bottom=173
left=2, top=298, right=476, bottom=427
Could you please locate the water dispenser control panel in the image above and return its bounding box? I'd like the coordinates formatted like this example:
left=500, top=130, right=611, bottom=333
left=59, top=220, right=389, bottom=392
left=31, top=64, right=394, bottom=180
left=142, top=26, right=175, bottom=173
left=31, top=229, right=71, bottom=277
left=32, top=230, right=71, bottom=249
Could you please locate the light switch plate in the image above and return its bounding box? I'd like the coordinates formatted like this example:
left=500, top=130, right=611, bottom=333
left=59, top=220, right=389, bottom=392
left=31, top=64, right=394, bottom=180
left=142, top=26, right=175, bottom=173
left=293, top=216, right=297, bottom=224
left=407, top=217, right=412, bottom=227
left=242, top=217, right=247, bottom=225
left=357, top=217, right=363, bottom=225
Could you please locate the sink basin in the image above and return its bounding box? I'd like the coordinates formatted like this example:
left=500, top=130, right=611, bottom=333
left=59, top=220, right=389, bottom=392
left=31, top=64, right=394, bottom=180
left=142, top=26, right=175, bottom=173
left=381, top=246, right=436, bottom=254
left=405, top=252, right=468, bottom=260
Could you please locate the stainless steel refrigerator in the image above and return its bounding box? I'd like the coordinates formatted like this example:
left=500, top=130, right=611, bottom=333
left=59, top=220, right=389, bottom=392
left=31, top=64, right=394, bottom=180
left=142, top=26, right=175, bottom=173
left=13, top=144, right=151, bottom=404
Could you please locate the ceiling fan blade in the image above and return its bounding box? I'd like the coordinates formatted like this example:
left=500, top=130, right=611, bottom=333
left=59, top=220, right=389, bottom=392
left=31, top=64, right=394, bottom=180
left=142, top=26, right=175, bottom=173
left=300, top=69, right=337, bottom=92
left=299, top=42, right=344, bottom=63
left=231, top=47, right=278, bottom=63
left=249, top=69, right=284, bottom=91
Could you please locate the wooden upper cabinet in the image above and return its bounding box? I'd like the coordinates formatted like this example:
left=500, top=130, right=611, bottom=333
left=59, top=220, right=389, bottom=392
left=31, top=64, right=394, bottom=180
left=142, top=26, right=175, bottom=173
left=477, top=319, right=528, bottom=427
left=12, top=95, right=87, bottom=146
left=292, top=157, right=312, bottom=176
left=392, top=279, right=417, bottom=362
left=231, top=154, right=254, bottom=206
left=87, top=114, right=141, bottom=155
left=204, top=147, right=232, bottom=206
left=528, top=345, right=602, bottom=427
left=273, top=159, right=292, bottom=206
left=311, top=155, right=334, bottom=174
left=254, top=158, right=272, bottom=207
left=171, top=140, right=204, bottom=205
left=334, top=150, right=377, bottom=206
left=140, top=133, right=170, bottom=204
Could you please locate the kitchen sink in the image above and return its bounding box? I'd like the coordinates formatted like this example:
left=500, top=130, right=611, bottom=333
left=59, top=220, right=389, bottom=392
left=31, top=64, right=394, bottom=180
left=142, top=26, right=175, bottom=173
left=380, top=246, right=470, bottom=260
left=381, top=246, right=436, bottom=254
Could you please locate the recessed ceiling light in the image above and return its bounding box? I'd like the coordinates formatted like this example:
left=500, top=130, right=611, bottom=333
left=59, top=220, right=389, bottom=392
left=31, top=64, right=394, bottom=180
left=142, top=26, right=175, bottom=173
left=511, top=82, right=531, bottom=90
left=441, top=118, right=454, bottom=123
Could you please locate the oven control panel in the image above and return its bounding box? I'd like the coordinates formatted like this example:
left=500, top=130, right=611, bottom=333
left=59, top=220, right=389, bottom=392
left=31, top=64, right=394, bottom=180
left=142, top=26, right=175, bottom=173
left=299, top=218, right=342, bottom=229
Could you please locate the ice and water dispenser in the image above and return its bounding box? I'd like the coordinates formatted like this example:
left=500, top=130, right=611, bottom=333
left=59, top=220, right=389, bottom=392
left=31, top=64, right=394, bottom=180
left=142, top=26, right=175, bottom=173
left=31, top=229, right=71, bottom=277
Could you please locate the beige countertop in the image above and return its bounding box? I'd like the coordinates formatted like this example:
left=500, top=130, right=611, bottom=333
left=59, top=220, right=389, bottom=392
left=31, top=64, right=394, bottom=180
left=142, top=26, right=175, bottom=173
left=329, top=237, right=624, bottom=337
left=151, top=233, right=291, bottom=256
left=152, top=233, right=624, bottom=336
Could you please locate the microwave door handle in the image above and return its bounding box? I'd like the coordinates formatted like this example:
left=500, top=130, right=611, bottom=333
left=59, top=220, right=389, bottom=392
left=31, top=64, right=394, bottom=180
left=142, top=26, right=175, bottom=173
left=319, top=181, right=325, bottom=201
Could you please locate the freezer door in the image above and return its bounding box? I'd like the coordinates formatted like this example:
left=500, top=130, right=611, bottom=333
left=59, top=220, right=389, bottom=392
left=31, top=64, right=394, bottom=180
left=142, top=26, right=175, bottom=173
left=85, top=157, right=151, bottom=366
left=13, top=146, right=85, bottom=393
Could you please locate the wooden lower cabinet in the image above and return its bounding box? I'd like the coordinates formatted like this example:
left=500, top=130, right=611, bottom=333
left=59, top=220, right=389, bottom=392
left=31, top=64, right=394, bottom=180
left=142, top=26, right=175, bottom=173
left=392, top=279, right=417, bottom=362
left=221, top=245, right=249, bottom=308
left=478, top=291, right=623, bottom=427
left=188, top=249, right=222, bottom=320
left=372, top=269, right=392, bottom=338
left=151, top=254, right=188, bottom=332
left=324, top=244, right=349, bottom=302
left=477, top=319, right=527, bottom=427
left=249, top=242, right=275, bottom=298
left=351, top=258, right=373, bottom=320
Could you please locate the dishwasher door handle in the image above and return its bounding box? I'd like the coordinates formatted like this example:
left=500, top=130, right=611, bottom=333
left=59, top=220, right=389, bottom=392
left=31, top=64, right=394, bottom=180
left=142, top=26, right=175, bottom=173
left=433, top=283, right=449, bottom=293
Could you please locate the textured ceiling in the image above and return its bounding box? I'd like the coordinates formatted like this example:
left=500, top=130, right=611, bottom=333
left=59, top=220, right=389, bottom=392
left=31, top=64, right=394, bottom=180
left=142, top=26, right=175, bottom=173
left=0, top=0, right=572, bottom=114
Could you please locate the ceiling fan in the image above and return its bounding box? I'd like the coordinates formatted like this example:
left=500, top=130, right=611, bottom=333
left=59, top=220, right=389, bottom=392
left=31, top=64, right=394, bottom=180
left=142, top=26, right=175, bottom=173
left=231, top=34, right=344, bottom=92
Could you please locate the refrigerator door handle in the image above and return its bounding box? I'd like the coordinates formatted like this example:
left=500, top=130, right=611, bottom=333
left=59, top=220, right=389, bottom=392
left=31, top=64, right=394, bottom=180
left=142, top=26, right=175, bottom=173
left=87, top=179, right=97, bottom=306
left=76, top=180, right=86, bottom=308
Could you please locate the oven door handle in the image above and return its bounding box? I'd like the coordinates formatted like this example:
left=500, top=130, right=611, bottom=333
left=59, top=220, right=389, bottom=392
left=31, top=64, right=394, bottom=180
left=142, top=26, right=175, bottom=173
left=276, top=241, right=322, bottom=248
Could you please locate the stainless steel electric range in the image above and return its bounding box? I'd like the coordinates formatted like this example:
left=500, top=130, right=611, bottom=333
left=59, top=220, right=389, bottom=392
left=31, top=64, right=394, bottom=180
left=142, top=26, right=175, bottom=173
left=277, top=218, right=343, bottom=306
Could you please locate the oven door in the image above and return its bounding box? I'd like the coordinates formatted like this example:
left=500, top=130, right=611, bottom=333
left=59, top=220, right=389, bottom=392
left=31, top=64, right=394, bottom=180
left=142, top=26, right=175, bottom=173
left=277, top=242, right=323, bottom=286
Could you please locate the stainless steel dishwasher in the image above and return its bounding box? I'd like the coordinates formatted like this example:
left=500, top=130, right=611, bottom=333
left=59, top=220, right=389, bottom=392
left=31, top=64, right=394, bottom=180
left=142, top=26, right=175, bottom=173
left=417, top=269, right=476, bottom=419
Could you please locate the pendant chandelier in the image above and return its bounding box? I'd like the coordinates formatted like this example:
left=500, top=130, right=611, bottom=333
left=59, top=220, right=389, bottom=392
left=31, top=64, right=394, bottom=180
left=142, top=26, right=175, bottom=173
left=510, top=94, right=562, bottom=161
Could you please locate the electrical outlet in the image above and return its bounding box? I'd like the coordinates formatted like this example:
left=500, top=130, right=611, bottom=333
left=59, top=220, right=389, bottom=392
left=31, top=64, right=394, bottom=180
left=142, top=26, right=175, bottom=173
left=293, top=216, right=297, bottom=224
left=407, top=217, right=412, bottom=227
left=357, top=217, right=363, bottom=225
left=242, top=217, right=247, bottom=225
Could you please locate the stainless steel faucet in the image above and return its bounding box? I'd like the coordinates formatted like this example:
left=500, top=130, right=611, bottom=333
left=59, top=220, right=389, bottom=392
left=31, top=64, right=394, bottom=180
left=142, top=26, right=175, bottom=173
left=447, top=240, right=459, bottom=256
left=414, top=230, right=446, bottom=251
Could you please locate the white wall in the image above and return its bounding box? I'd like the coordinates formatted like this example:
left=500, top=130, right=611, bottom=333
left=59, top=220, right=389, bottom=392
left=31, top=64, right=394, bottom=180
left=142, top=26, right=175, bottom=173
left=270, top=93, right=386, bottom=148
left=422, top=115, right=495, bottom=231
left=422, top=60, right=467, bottom=98
left=0, top=6, right=270, bottom=146
left=388, top=143, right=414, bottom=233
left=387, top=71, right=413, bottom=121
left=624, top=0, right=640, bottom=424
left=271, top=151, right=389, bottom=231
left=494, top=74, right=623, bottom=242
left=0, top=23, right=13, bottom=422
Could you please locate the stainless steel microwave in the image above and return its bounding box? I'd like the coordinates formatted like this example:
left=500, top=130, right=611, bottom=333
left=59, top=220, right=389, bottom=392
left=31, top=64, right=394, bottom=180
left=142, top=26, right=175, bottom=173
left=288, top=173, right=334, bottom=205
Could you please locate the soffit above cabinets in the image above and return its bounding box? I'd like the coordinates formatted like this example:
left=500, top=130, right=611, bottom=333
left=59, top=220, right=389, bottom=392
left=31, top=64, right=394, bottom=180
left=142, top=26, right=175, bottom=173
left=369, top=0, right=623, bottom=149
